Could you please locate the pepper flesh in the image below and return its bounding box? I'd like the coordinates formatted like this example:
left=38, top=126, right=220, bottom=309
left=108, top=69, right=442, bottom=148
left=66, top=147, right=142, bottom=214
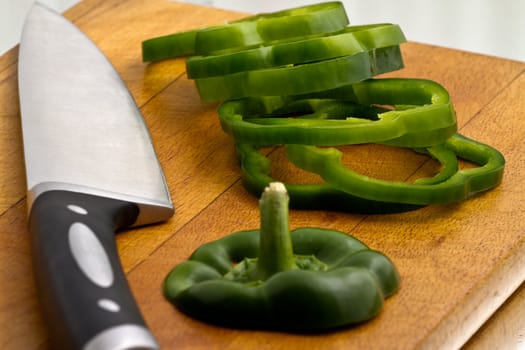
left=142, top=2, right=349, bottom=61
left=235, top=141, right=458, bottom=213
left=194, top=49, right=397, bottom=102
left=218, top=78, right=457, bottom=147
left=286, top=133, right=505, bottom=205
left=164, top=183, right=400, bottom=330
left=186, top=23, right=406, bottom=78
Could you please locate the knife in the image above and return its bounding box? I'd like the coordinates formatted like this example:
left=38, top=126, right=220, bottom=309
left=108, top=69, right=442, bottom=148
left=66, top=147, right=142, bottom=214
left=18, top=3, right=174, bottom=350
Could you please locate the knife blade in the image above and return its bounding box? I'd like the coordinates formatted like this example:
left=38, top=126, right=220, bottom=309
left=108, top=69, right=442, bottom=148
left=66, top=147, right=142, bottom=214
left=18, top=3, right=174, bottom=349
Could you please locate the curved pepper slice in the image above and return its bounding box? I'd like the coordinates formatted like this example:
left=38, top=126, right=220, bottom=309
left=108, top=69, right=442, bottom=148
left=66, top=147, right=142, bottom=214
left=345, top=23, right=407, bottom=49
left=218, top=78, right=457, bottom=147
left=164, top=183, right=400, bottom=330
left=186, top=23, right=405, bottom=78
left=287, top=133, right=505, bottom=205
left=236, top=142, right=457, bottom=213
left=194, top=50, right=377, bottom=102
left=142, top=2, right=349, bottom=61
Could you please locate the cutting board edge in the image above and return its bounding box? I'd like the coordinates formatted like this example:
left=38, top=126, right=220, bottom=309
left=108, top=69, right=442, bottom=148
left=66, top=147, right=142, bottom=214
left=416, top=234, right=525, bottom=349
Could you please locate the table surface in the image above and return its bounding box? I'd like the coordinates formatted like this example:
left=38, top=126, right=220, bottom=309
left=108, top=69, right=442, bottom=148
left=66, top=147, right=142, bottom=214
left=1, top=0, right=525, bottom=349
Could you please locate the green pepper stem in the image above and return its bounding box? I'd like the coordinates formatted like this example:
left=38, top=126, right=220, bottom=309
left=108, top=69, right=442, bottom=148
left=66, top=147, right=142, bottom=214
left=255, top=182, right=297, bottom=280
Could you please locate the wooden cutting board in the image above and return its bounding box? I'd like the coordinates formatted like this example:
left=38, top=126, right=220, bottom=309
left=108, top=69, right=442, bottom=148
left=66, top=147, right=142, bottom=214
left=1, top=0, right=524, bottom=348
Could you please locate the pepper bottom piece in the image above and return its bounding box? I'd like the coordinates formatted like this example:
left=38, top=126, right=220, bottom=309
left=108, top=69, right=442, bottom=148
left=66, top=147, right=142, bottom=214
left=164, top=183, right=400, bottom=331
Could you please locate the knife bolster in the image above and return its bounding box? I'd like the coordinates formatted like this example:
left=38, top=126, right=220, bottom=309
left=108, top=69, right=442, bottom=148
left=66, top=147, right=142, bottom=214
left=27, top=181, right=174, bottom=227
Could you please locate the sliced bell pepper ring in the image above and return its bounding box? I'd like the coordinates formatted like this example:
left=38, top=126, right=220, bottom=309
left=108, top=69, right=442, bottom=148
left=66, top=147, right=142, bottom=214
left=344, top=23, right=407, bottom=50
left=235, top=141, right=457, bottom=213
left=217, top=78, right=457, bottom=147
left=297, top=78, right=459, bottom=147
left=413, top=145, right=459, bottom=185
left=186, top=23, right=406, bottom=78
left=286, top=133, right=505, bottom=205
left=194, top=50, right=378, bottom=102
left=142, top=2, right=349, bottom=61
left=186, top=28, right=366, bottom=79
left=195, top=2, right=350, bottom=54
left=142, top=30, right=197, bottom=62
left=164, top=182, right=400, bottom=330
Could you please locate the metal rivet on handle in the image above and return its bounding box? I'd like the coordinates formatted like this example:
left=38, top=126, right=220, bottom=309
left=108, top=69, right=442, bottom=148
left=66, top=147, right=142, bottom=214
left=67, top=204, right=88, bottom=215
left=68, top=222, right=114, bottom=288
left=97, top=298, right=121, bottom=312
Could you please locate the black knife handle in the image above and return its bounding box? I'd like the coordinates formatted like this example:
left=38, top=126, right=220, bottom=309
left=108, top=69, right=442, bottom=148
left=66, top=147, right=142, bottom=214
left=28, top=190, right=159, bottom=350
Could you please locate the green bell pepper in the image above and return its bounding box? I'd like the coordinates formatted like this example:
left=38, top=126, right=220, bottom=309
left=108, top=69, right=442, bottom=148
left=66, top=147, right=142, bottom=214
left=194, top=48, right=401, bottom=102
left=142, top=1, right=349, bottom=61
left=164, top=182, right=400, bottom=330
left=186, top=23, right=406, bottom=78
left=218, top=78, right=457, bottom=147
left=235, top=141, right=458, bottom=213
left=287, top=133, right=505, bottom=205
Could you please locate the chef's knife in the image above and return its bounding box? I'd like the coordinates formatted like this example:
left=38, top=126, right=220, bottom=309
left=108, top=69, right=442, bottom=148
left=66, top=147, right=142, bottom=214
left=18, top=3, right=174, bottom=349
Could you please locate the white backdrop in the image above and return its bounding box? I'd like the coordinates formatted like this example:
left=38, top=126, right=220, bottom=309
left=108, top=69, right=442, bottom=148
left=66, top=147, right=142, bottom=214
left=181, top=0, right=525, bottom=62
left=1, top=0, right=524, bottom=61
left=1, top=0, right=79, bottom=54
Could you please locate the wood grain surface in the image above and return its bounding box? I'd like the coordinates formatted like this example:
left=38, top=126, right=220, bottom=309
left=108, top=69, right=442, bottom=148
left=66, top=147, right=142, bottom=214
left=1, top=0, right=524, bottom=349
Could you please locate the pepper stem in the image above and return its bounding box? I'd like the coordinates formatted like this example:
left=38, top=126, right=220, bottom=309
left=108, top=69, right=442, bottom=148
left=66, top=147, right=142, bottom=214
left=255, top=182, right=297, bottom=281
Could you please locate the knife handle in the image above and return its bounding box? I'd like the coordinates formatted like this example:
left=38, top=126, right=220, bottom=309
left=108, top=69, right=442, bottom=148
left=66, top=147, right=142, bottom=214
left=28, top=190, right=159, bottom=350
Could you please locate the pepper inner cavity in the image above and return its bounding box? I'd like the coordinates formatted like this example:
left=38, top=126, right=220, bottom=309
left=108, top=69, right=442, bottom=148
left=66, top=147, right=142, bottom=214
left=225, top=255, right=328, bottom=284
left=269, top=144, right=444, bottom=184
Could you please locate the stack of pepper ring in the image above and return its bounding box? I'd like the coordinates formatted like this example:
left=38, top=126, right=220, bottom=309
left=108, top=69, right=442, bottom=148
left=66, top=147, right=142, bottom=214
left=190, top=23, right=406, bottom=101
left=142, top=0, right=505, bottom=212
left=185, top=23, right=406, bottom=78
left=143, top=4, right=408, bottom=102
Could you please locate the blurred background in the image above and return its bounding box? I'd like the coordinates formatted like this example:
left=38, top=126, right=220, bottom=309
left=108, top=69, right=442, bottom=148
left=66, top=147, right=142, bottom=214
left=1, top=0, right=524, bottom=61
left=1, top=0, right=76, bottom=54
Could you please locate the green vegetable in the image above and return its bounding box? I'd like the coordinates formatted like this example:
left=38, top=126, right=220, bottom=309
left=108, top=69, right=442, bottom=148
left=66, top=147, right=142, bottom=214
left=218, top=78, right=457, bottom=147
left=142, top=2, right=349, bottom=61
left=235, top=141, right=458, bottom=213
left=186, top=23, right=405, bottom=78
left=164, top=182, right=400, bottom=330
left=194, top=46, right=405, bottom=102
left=287, top=133, right=505, bottom=205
